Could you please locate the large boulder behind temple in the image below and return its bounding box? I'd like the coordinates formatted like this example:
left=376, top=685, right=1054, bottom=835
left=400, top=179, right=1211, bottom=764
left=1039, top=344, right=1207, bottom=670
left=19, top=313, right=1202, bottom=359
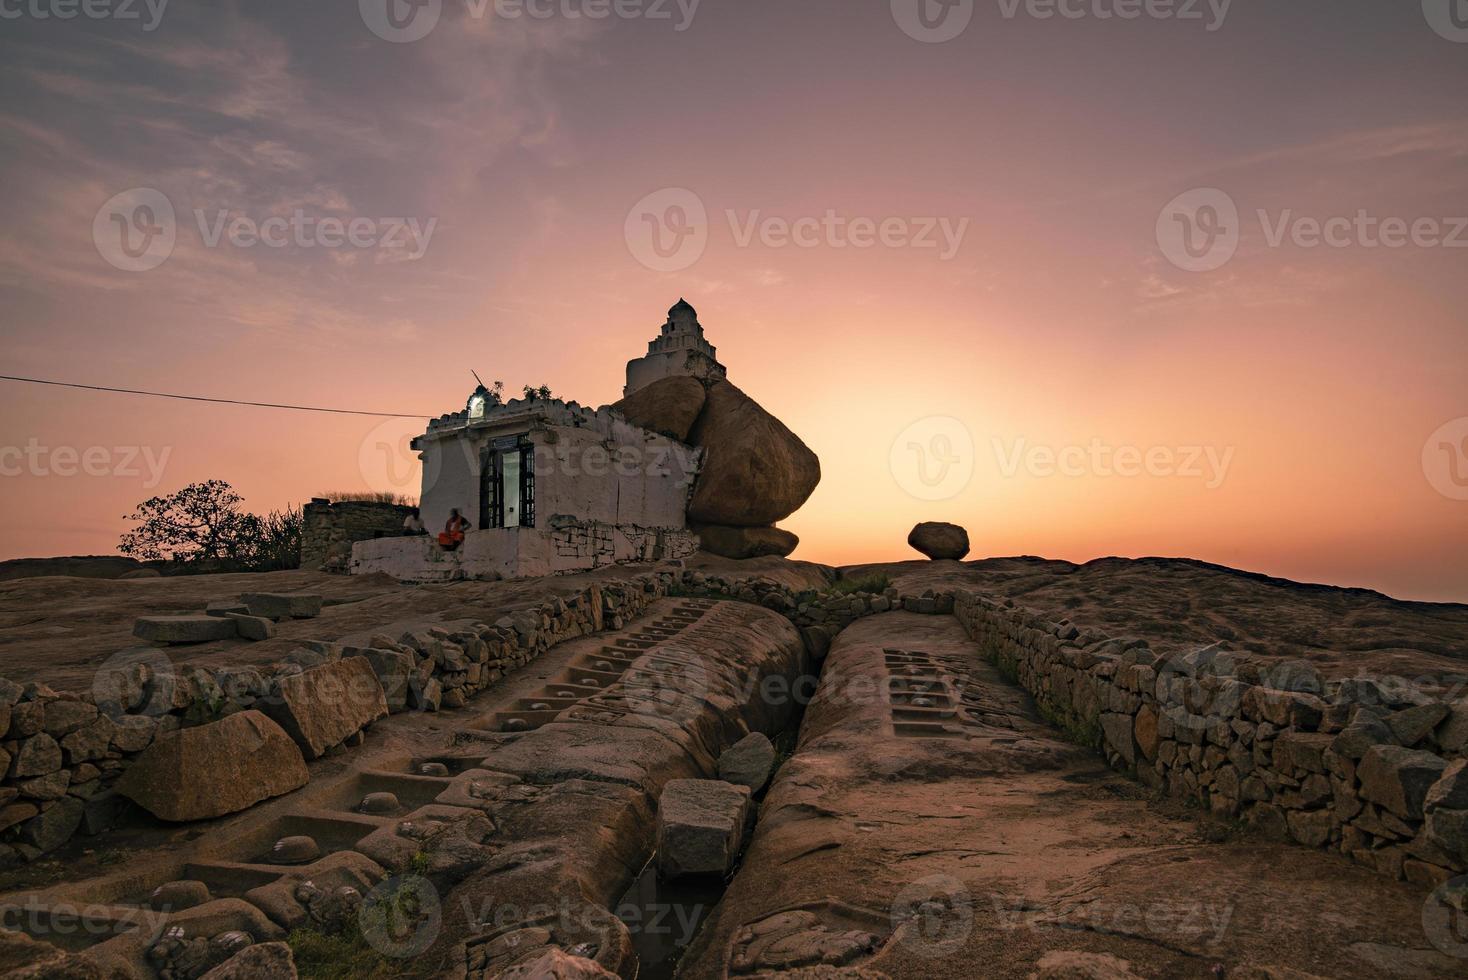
left=687, top=380, right=820, bottom=527
left=612, top=376, right=706, bottom=443
left=115, top=710, right=308, bottom=821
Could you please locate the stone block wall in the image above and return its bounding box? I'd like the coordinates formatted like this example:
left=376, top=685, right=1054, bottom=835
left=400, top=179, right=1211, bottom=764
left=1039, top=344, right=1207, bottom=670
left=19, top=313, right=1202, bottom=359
left=301, top=499, right=416, bottom=572
left=0, top=577, right=665, bottom=867
left=953, top=589, right=1468, bottom=892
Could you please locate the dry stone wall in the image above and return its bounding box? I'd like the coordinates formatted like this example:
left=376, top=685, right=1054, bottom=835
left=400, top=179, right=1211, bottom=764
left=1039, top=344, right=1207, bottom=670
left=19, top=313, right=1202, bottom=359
left=0, top=578, right=665, bottom=867
left=953, top=589, right=1468, bottom=892
left=301, top=499, right=415, bottom=572
left=12, top=563, right=1457, bottom=901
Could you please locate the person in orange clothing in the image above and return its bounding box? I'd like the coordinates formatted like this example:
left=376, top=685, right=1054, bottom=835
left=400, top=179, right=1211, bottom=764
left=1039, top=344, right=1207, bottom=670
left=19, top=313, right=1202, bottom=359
left=437, top=508, right=471, bottom=551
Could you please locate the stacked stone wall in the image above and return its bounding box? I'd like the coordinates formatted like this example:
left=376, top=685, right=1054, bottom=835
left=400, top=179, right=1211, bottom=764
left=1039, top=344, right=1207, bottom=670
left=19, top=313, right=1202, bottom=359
left=0, top=577, right=665, bottom=866
left=953, top=589, right=1468, bottom=891
left=301, top=499, right=416, bottom=572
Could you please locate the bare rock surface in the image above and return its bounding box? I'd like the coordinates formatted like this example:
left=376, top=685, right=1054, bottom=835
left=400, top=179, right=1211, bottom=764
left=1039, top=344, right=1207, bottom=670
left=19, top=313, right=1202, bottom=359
left=0, top=555, right=144, bottom=582
left=0, top=560, right=830, bottom=691
left=842, top=556, right=1468, bottom=682
left=609, top=375, right=707, bottom=442
left=114, top=710, right=308, bottom=821
left=678, top=612, right=1462, bottom=979
left=434, top=599, right=807, bottom=976
left=687, top=380, right=821, bottom=527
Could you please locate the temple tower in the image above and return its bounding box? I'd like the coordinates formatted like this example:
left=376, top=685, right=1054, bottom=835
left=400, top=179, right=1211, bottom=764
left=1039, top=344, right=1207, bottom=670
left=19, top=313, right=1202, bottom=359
left=624, top=299, right=727, bottom=396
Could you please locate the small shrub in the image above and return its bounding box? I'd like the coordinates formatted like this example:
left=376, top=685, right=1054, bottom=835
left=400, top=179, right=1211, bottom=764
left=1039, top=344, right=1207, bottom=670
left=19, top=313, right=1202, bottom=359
left=831, top=572, right=889, bottom=595
left=315, top=491, right=418, bottom=506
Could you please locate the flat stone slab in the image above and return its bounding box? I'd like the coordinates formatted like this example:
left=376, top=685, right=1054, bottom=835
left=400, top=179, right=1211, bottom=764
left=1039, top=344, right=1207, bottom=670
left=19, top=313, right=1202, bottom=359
left=114, top=710, right=307, bottom=821
left=260, top=657, right=388, bottom=759
left=241, top=592, right=323, bottom=620
left=226, top=612, right=276, bottom=641
left=133, top=615, right=238, bottom=644
left=656, top=778, right=751, bottom=879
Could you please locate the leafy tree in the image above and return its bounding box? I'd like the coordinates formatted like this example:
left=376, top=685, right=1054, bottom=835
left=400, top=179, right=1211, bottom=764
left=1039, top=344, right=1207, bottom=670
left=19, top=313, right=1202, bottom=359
left=521, top=384, right=554, bottom=402
left=119, top=480, right=301, bottom=572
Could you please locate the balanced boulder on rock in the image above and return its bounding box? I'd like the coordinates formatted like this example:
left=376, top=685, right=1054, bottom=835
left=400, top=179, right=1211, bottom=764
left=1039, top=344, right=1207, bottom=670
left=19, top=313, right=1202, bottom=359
left=907, top=522, right=970, bottom=560
left=692, top=524, right=798, bottom=560
left=115, top=711, right=308, bottom=821
left=687, top=380, right=820, bottom=527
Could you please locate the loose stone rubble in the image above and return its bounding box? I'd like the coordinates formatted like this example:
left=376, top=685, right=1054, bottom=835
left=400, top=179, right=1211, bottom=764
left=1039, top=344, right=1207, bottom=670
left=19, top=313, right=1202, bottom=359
left=954, top=590, right=1468, bottom=888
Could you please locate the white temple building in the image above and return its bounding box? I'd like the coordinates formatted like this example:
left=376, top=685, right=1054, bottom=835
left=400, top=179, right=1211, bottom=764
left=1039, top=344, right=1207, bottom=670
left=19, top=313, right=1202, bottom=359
left=350, top=395, right=702, bottom=582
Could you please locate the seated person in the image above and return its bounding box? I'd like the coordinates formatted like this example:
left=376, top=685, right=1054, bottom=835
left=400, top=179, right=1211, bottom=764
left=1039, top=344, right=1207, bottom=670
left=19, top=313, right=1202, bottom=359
left=402, top=508, right=426, bottom=535
left=437, top=508, right=471, bottom=550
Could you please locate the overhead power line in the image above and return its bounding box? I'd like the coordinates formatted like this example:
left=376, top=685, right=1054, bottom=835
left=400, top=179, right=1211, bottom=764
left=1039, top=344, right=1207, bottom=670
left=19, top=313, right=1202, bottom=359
left=0, top=375, right=431, bottom=419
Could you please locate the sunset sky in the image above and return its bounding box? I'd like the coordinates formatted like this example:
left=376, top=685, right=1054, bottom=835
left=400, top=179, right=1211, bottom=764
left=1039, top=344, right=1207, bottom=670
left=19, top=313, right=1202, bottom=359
left=2, top=1, right=1466, bottom=601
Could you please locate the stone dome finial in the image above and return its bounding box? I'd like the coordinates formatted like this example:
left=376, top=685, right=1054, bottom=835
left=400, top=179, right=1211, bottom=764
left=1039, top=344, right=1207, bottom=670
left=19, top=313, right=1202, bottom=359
left=669, top=298, right=697, bottom=320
